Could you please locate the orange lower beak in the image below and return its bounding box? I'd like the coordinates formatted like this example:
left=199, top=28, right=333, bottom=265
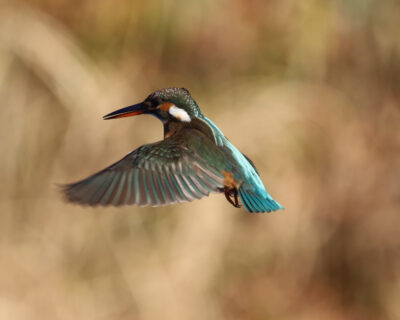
left=103, top=103, right=147, bottom=120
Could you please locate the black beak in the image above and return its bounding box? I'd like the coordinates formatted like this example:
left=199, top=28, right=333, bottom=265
left=103, top=102, right=147, bottom=120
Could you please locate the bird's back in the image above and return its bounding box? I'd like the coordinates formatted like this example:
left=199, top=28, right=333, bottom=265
left=202, top=117, right=283, bottom=212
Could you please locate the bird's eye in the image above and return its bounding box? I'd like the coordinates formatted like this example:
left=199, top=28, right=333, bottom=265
left=145, top=100, right=160, bottom=110
left=146, top=98, right=162, bottom=110
left=154, top=98, right=162, bottom=107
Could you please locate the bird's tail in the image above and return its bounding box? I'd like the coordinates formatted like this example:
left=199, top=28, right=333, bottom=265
left=238, top=188, right=283, bottom=213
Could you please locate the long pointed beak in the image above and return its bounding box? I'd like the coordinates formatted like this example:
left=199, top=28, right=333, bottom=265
left=103, top=102, right=147, bottom=120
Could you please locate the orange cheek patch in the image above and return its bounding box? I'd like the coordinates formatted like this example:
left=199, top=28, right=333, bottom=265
left=159, top=102, right=175, bottom=111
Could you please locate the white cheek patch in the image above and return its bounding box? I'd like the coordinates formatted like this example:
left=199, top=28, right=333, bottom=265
left=168, top=105, right=191, bottom=122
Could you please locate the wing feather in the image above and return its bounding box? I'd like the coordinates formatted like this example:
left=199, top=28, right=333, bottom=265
left=62, top=135, right=225, bottom=207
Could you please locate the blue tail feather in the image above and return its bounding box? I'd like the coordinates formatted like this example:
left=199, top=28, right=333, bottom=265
left=202, top=116, right=283, bottom=213
left=238, top=188, right=283, bottom=213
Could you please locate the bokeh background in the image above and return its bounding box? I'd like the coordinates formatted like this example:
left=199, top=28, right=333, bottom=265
left=1, top=0, right=399, bottom=319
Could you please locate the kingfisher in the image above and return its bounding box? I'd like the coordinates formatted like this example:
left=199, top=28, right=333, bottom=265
left=62, top=87, right=283, bottom=213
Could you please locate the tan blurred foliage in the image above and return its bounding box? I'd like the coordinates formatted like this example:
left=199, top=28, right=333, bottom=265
left=0, top=0, right=399, bottom=319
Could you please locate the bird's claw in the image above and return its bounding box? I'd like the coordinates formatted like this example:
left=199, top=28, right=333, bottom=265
left=224, top=187, right=241, bottom=208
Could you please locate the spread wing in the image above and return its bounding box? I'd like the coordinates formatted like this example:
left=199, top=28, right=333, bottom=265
left=62, top=138, right=225, bottom=207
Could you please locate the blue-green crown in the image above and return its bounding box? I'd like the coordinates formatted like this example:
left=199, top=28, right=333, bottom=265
left=146, top=87, right=203, bottom=118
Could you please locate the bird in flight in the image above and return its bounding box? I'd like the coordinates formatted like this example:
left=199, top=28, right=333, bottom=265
left=62, top=88, right=283, bottom=213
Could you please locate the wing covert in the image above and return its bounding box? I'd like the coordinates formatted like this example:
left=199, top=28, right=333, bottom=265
left=62, top=139, right=225, bottom=207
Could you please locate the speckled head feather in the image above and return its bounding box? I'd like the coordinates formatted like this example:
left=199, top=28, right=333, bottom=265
left=146, top=87, right=203, bottom=118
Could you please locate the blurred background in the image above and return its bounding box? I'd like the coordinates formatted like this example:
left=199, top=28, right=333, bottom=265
left=1, top=0, right=399, bottom=319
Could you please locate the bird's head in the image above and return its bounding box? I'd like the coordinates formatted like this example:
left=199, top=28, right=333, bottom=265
left=103, top=87, right=203, bottom=123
